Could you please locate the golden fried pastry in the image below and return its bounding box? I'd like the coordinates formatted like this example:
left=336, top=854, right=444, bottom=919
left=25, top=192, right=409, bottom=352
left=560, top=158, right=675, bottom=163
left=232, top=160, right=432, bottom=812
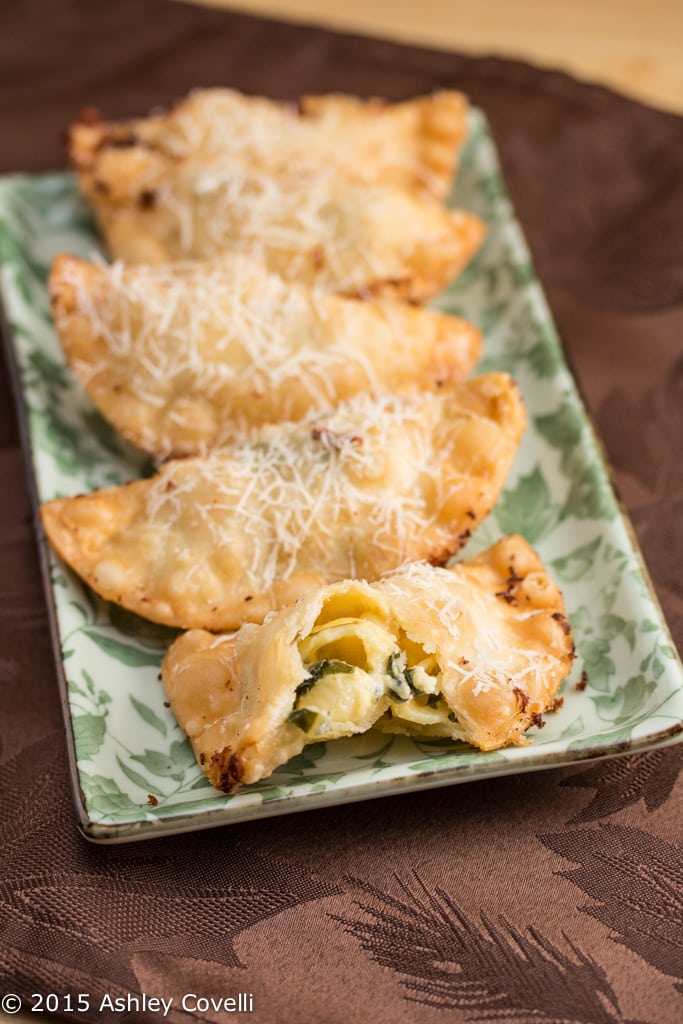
left=68, top=157, right=484, bottom=300
left=69, top=88, right=468, bottom=203
left=161, top=536, right=574, bottom=792
left=40, top=375, right=526, bottom=630
left=49, top=252, right=482, bottom=459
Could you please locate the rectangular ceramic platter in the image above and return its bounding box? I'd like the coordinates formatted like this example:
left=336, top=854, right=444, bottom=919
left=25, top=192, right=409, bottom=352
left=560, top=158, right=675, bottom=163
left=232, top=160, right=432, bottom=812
left=1, top=109, right=682, bottom=843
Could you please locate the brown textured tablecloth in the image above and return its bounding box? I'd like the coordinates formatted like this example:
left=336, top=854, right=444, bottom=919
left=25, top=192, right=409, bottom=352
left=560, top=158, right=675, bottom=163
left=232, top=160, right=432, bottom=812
left=1, top=1, right=682, bottom=1022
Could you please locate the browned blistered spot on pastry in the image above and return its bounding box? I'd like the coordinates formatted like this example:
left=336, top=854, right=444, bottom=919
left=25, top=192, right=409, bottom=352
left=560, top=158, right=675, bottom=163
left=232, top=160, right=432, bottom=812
left=531, top=712, right=546, bottom=729
left=465, top=508, right=476, bottom=519
left=138, top=188, right=157, bottom=210
left=100, top=132, right=140, bottom=150
left=576, top=671, right=589, bottom=691
left=311, top=245, right=325, bottom=270
left=549, top=697, right=565, bottom=713
left=430, top=546, right=457, bottom=567
left=199, top=752, right=207, bottom=765
left=165, top=480, right=176, bottom=492
left=458, top=657, right=470, bottom=666
left=94, top=179, right=110, bottom=194
left=513, top=687, right=529, bottom=711
left=495, top=564, right=525, bottom=606
left=210, top=749, right=245, bottom=793
left=551, top=611, right=571, bottom=635
left=244, top=595, right=253, bottom=602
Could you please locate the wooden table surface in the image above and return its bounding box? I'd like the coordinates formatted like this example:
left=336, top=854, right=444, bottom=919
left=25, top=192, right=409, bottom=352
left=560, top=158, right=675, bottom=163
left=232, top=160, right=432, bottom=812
left=187, top=0, right=683, bottom=114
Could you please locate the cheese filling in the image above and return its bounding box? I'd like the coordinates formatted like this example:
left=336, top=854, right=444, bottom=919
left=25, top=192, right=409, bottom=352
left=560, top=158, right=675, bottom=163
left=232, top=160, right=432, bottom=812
left=287, top=614, right=455, bottom=739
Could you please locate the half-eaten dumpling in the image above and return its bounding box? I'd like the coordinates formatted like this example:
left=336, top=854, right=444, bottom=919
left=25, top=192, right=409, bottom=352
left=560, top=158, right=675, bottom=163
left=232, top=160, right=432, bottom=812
left=161, top=535, right=574, bottom=792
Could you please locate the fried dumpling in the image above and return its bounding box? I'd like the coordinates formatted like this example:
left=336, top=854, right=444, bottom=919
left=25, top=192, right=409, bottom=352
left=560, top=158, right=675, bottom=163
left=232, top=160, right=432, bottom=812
left=49, top=252, right=482, bottom=458
left=69, top=88, right=469, bottom=203
left=40, top=375, right=526, bottom=630
left=67, top=158, right=484, bottom=300
left=161, top=535, right=574, bottom=793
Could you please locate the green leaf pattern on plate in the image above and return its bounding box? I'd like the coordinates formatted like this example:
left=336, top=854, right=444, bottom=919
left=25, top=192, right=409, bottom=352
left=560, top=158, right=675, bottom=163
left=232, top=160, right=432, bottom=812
left=1, top=109, right=681, bottom=838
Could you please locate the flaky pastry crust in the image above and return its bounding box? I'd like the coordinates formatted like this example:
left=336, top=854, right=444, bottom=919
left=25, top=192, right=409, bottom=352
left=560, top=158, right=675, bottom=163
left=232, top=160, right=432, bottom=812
left=49, top=252, right=482, bottom=459
left=41, top=376, right=526, bottom=630
left=161, top=536, right=574, bottom=792
left=69, top=87, right=469, bottom=202
left=67, top=91, right=483, bottom=300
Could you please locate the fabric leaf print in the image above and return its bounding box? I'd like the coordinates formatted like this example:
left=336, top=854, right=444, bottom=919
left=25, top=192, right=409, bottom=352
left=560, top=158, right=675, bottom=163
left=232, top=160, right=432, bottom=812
left=540, top=824, right=683, bottom=988
left=561, top=747, right=683, bottom=823
left=495, top=466, right=560, bottom=542
left=0, top=740, right=343, bottom=983
left=333, top=874, right=645, bottom=1023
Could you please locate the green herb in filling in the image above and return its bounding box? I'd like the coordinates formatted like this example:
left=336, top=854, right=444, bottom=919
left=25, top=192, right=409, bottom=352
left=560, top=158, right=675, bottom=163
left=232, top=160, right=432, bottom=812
left=291, top=658, right=355, bottom=712
left=307, top=659, right=355, bottom=681
left=287, top=708, right=320, bottom=733
left=386, top=651, right=420, bottom=702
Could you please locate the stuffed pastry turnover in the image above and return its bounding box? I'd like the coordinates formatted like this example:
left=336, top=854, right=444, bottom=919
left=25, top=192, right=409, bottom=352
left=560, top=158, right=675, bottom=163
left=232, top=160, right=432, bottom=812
left=69, top=87, right=468, bottom=204
left=161, top=535, right=574, bottom=793
left=49, top=253, right=482, bottom=458
left=40, top=375, right=526, bottom=630
left=67, top=158, right=484, bottom=301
